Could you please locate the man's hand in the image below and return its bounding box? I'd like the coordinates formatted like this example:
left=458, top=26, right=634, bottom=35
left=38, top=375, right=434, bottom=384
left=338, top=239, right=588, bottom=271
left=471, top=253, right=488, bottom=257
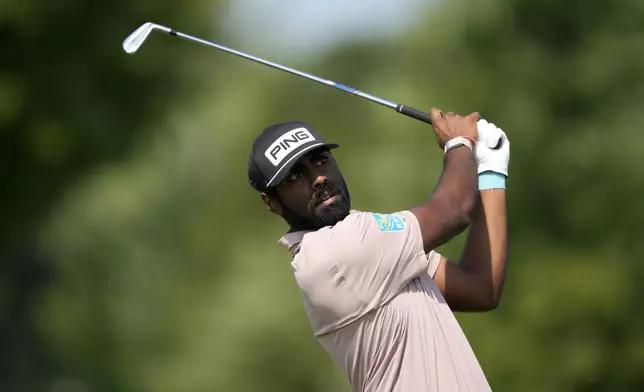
left=475, top=120, right=510, bottom=176
left=429, top=108, right=480, bottom=149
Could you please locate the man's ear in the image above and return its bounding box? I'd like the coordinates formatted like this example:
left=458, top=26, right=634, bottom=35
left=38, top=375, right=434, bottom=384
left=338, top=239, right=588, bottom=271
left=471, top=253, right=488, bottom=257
left=261, top=192, right=283, bottom=215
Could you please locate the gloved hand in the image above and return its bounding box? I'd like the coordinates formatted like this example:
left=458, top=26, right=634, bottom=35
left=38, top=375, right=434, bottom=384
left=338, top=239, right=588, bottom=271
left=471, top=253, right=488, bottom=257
left=475, top=119, right=510, bottom=177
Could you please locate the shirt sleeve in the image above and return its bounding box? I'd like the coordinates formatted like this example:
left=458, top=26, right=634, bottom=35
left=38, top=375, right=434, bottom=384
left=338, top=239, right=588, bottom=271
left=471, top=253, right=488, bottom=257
left=427, top=249, right=443, bottom=279
left=322, top=210, right=430, bottom=310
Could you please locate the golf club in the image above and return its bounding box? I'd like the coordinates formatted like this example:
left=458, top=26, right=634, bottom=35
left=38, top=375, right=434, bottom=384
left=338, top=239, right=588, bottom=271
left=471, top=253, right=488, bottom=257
left=122, top=22, right=433, bottom=124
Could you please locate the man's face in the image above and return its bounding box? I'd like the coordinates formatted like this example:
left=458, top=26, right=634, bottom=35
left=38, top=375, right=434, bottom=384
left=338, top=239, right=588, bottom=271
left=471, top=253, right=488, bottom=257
left=264, top=148, right=351, bottom=230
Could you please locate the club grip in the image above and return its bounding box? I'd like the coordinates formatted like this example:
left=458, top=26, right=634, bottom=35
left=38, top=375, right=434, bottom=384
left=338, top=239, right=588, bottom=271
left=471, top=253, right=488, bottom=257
left=397, top=105, right=432, bottom=124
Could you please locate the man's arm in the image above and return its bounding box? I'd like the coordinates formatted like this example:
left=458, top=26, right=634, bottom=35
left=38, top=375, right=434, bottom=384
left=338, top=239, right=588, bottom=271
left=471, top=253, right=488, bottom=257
left=410, top=147, right=478, bottom=253
left=432, top=120, right=511, bottom=311
left=432, top=186, right=508, bottom=311
left=409, top=109, right=480, bottom=253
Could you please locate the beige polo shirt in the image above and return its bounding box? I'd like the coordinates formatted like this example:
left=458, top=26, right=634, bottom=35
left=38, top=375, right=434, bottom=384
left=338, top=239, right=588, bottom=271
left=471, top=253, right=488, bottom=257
left=279, top=210, right=492, bottom=392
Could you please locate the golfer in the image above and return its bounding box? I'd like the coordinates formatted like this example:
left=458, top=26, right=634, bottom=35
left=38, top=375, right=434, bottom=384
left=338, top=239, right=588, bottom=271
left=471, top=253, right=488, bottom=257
left=247, top=108, right=510, bottom=392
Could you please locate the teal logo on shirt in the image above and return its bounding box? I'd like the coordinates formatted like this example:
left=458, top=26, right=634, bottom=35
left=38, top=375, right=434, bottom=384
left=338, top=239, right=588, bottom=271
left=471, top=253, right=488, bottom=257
left=371, top=213, right=405, bottom=232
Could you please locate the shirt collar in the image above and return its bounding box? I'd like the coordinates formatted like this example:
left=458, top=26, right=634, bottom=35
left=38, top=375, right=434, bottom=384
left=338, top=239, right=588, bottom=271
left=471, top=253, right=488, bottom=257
left=276, top=210, right=360, bottom=257
left=278, top=230, right=313, bottom=257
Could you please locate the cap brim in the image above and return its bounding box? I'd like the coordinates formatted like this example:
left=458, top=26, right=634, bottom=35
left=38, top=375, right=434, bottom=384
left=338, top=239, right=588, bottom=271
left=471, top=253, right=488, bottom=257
left=266, top=142, right=339, bottom=188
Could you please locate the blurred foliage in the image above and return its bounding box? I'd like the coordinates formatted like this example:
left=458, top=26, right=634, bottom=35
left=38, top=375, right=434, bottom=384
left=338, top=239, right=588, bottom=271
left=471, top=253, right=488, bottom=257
left=3, top=0, right=644, bottom=391
left=1, top=0, right=219, bottom=389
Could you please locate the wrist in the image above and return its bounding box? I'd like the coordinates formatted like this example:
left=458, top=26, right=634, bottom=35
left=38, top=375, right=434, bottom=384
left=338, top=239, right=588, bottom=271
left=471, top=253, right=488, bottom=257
left=444, top=136, right=475, bottom=154
left=462, top=136, right=477, bottom=148
left=478, top=171, right=506, bottom=190
left=477, top=162, right=508, bottom=177
left=445, top=144, right=474, bottom=160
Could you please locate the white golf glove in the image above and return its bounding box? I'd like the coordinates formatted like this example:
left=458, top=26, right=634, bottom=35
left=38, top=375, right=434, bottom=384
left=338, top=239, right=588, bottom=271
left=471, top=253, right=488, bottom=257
left=475, top=119, right=510, bottom=177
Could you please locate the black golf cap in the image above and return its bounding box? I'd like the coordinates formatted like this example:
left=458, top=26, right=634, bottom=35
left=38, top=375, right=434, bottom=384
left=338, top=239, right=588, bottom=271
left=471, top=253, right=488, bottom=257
left=248, top=120, right=339, bottom=192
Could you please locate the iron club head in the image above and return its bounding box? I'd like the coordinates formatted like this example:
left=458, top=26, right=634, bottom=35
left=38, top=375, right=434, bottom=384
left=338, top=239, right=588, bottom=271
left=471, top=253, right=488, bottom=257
left=122, top=22, right=154, bottom=54
left=123, top=22, right=172, bottom=54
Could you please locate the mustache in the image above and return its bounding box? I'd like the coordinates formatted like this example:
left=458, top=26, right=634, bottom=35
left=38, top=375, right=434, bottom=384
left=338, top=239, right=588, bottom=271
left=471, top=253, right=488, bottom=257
left=309, top=182, right=343, bottom=209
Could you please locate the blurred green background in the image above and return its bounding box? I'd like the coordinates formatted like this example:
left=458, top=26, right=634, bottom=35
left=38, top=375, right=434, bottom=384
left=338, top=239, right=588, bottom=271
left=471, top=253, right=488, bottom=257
left=2, top=0, right=644, bottom=391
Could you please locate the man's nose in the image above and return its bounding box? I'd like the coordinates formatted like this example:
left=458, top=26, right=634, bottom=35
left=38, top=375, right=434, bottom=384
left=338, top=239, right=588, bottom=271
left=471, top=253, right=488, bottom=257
left=311, top=172, right=328, bottom=189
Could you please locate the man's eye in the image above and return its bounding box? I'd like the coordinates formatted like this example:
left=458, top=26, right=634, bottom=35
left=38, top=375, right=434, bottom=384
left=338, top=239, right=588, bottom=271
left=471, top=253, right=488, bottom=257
left=286, top=172, right=302, bottom=181
left=315, top=156, right=328, bottom=166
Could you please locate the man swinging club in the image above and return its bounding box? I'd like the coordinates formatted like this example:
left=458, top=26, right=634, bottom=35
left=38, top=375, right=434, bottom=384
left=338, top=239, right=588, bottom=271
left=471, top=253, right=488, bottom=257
left=247, top=108, right=510, bottom=392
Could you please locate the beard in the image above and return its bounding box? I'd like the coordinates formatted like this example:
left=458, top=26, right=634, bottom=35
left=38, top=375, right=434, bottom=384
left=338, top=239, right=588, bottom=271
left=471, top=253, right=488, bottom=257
left=281, top=179, right=351, bottom=231
left=308, top=179, right=351, bottom=226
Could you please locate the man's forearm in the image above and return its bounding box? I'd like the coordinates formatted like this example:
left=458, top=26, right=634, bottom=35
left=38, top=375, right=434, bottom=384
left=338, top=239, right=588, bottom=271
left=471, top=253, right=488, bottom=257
left=420, top=147, right=478, bottom=251
left=458, top=188, right=508, bottom=308
left=439, top=147, right=479, bottom=214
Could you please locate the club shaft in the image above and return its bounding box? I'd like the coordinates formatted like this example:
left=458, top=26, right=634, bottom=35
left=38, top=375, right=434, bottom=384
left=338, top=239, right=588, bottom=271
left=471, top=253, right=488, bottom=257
left=133, top=24, right=431, bottom=124
left=169, top=29, right=398, bottom=110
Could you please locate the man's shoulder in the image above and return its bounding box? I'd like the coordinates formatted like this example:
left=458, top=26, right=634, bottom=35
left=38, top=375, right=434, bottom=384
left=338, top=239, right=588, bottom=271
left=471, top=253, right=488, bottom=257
left=299, top=209, right=417, bottom=255
left=336, top=209, right=416, bottom=233
left=303, top=211, right=368, bottom=240
left=294, top=212, right=365, bottom=257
